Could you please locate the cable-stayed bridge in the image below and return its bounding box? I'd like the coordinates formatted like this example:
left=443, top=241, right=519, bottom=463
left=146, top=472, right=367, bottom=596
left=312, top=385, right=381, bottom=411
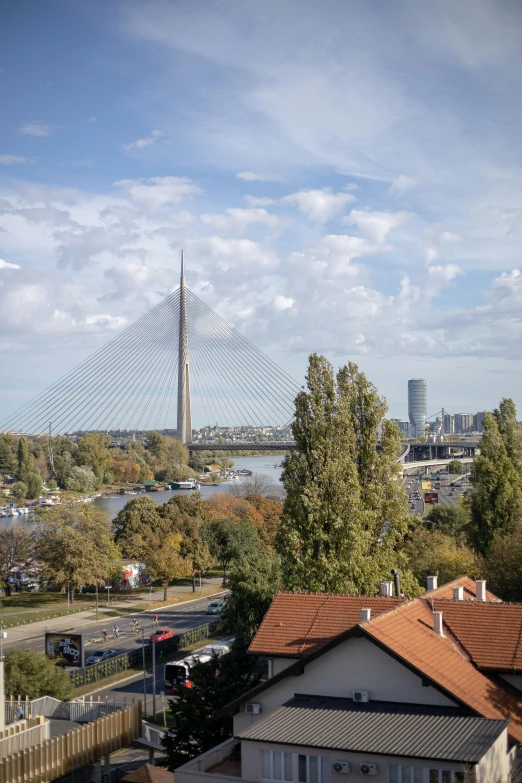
left=1, top=254, right=301, bottom=441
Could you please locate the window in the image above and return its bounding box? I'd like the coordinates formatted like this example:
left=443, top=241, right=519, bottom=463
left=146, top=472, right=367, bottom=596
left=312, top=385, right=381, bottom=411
left=273, top=754, right=282, bottom=781
left=262, top=751, right=271, bottom=779
left=389, top=768, right=468, bottom=783
left=298, top=756, right=307, bottom=783
left=284, top=755, right=293, bottom=782
left=261, top=752, right=330, bottom=783
left=309, top=756, right=318, bottom=783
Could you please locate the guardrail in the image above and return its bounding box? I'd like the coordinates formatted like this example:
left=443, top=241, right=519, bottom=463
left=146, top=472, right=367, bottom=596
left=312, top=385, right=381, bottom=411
left=68, top=620, right=220, bottom=689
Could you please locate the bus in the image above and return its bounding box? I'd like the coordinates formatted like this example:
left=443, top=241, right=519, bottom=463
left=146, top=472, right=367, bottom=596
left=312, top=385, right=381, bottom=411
left=164, top=639, right=233, bottom=694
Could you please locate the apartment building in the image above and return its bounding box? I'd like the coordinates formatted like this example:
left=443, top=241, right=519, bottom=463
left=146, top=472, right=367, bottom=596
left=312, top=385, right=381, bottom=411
left=175, top=577, right=522, bottom=783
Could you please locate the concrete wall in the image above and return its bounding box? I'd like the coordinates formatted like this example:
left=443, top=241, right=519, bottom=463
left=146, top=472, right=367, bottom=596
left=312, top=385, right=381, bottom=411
left=271, top=658, right=299, bottom=677
left=241, top=739, right=475, bottom=783
left=475, top=731, right=513, bottom=783
left=234, top=637, right=456, bottom=735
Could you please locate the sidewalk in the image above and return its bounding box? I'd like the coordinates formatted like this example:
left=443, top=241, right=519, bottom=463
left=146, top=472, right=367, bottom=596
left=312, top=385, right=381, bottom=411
left=3, top=577, right=223, bottom=645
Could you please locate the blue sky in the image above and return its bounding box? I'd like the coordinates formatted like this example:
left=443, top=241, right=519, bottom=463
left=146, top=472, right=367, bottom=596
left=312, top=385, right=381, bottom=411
left=1, top=0, right=522, bottom=425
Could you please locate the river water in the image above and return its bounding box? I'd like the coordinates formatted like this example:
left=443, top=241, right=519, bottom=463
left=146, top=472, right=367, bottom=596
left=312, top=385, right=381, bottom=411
left=92, top=455, right=284, bottom=520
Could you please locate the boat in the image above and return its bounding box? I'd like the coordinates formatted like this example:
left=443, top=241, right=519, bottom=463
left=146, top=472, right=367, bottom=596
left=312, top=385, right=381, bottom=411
left=170, top=479, right=196, bottom=490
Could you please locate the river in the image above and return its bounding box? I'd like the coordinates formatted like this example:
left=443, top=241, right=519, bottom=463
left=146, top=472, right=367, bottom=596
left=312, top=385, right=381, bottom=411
left=92, top=455, right=284, bottom=520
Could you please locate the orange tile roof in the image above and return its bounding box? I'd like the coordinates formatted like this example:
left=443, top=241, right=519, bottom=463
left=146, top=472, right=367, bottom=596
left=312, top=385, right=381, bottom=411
left=248, top=592, right=404, bottom=657
left=431, top=600, right=522, bottom=672
left=363, top=599, right=522, bottom=744
left=425, top=576, right=499, bottom=602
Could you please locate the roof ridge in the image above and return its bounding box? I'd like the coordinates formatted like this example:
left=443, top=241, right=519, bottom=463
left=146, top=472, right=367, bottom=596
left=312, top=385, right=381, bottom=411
left=275, top=590, right=404, bottom=599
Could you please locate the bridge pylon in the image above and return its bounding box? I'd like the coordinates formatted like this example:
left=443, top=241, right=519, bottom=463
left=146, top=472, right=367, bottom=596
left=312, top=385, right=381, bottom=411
left=176, top=251, right=192, bottom=444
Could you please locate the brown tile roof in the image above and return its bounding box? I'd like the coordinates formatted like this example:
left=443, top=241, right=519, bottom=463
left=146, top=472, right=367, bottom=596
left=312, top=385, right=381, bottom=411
left=248, top=592, right=404, bottom=657
left=121, top=765, right=174, bottom=783
left=431, top=599, right=522, bottom=673
left=363, top=599, right=522, bottom=744
left=425, top=576, right=499, bottom=602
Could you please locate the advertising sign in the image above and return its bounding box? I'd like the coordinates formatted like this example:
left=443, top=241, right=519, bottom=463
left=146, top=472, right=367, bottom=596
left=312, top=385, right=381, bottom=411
left=421, top=480, right=432, bottom=491
left=424, top=492, right=439, bottom=504
left=45, top=632, right=84, bottom=667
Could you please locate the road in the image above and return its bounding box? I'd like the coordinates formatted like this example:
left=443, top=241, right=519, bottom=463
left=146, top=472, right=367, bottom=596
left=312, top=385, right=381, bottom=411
left=3, top=592, right=226, bottom=658
left=402, top=470, right=469, bottom=516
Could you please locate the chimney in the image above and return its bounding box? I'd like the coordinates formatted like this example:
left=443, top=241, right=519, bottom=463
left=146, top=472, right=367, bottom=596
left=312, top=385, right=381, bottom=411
left=361, top=608, right=371, bottom=622
left=381, top=581, right=393, bottom=597
left=452, top=586, right=464, bottom=601
left=476, top=580, right=487, bottom=602
left=433, top=611, right=444, bottom=636
left=426, top=575, right=438, bottom=592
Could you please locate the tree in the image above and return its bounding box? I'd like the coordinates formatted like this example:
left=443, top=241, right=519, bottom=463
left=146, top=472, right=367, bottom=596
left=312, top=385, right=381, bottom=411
left=48, top=479, right=57, bottom=491
left=404, top=526, right=481, bottom=587
left=144, top=522, right=192, bottom=600
left=470, top=399, right=522, bottom=554
left=0, top=434, right=15, bottom=474
left=65, top=466, right=97, bottom=493
left=486, top=523, right=522, bottom=602
left=164, top=635, right=261, bottom=770
left=276, top=355, right=420, bottom=595
left=424, top=504, right=470, bottom=541
left=4, top=648, right=73, bottom=700
left=16, top=437, right=32, bottom=483
left=76, top=433, right=110, bottom=487
left=203, top=517, right=260, bottom=581
left=448, top=460, right=465, bottom=475
left=222, top=549, right=282, bottom=639
left=33, top=505, right=121, bottom=598
left=26, top=472, right=43, bottom=500
left=244, top=494, right=283, bottom=547
left=11, top=481, right=27, bottom=500
left=229, top=473, right=280, bottom=499
left=145, top=430, right=164, bottom=459
left=113, top=496, right=161, bottom=558
left=0, top=524, right=33, bottom=596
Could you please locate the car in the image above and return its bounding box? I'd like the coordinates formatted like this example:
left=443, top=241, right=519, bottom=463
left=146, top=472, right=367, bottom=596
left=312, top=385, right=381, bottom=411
left=149, top=627, right=175, bottom=643
left=206, top=601, right=225, bottom=615
left=86, top=649, right=117, bottom=665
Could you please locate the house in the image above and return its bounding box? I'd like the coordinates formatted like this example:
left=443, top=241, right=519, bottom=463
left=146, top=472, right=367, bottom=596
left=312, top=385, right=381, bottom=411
left=175, top=576, right=522, bottom=783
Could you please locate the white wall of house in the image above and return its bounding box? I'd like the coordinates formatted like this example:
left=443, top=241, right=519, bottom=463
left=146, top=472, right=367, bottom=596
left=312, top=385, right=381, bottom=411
left=271, top=658, right=299, bottom=677
left=240, top=738, right=479, bottom=783
left=475, top=731, right=514, bottom=783
left=234, top=637, right=456, bottom=735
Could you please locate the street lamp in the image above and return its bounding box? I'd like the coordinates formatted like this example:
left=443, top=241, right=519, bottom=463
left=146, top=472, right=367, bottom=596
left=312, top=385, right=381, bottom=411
left=105, top=586, right=111, bottom=606
left=141, top=628, right=147, bottom=719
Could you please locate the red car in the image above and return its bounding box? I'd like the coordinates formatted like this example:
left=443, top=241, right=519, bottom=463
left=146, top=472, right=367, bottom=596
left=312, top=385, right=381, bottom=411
left=149, top=627, right=174, bottom=643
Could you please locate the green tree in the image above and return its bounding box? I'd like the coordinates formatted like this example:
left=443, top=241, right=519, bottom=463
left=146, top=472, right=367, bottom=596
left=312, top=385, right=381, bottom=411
left=145, top=430, right=164, bottom=459
left=470, top=399, right=522, bottom=554
left=404, top=526, right=481, bottom=587
left=203, top=517, right=260, bottom=581
left=65, top=466, right=97, bottom=493
left=48, top=479, right=57, bottom=491
left=276, top=355, right=419, bottom=595
left=0, top=434, right=15, bottom=474
left=33, top=504, right=121, bottom=599
left=4, top=648, right=73, bottom=700
left=113, top=496, right=161, bottom=558
left=164, top=635, right=261, bottom=770
left=11, top=481, right=27, bottom=500
left=144, top=521, right=192, bottom=600
left=25, top=472, right=43, bottom=500
left=16, top=437, right=33, bottom=483
left=0, top=524, right=33, bottom=597
left=424, top=503, right=470, bottom=540
left=76, top=433, right=110, bottom=487
left=222, top=549, right=282, bottom=639
left=486, top=523, right=522, bottom=602
left=448, top=460, right=465, bottom=475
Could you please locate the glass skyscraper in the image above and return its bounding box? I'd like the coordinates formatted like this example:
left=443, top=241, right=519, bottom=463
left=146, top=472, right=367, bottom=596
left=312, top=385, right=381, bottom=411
left=408, top=378, right=427, bottom=438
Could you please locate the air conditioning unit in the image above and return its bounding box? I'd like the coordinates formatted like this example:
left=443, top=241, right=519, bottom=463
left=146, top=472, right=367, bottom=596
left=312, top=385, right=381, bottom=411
left=245, top=703, right=261, bottom=715
left=332, top=762, right=350, bottom=774
left=353, top=690, right=369, bottom=703
left=359, top=763, right=378, bottom=776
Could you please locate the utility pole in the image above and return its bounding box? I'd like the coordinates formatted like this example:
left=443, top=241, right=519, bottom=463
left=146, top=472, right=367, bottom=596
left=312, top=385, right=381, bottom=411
left=141, top=628, right=147, bottom=719
left=152, top=638, right=157, bottom=719
left=177, top=250, right=192, bottom=444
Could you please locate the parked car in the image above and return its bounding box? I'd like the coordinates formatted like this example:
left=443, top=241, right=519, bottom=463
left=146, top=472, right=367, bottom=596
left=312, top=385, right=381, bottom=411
left=86, top=649, right=118, bottom=666
left=206, top=601, right=225, bottom=615
left=149, top=627, right=175, bottom=643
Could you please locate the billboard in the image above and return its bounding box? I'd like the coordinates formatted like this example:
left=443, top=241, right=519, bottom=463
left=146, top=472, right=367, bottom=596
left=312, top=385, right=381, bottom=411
left=424, top=492, right=439, bottom=504
left=421, top=480, right=432, bottom=490
left=45, top=632, right=84, bottom=668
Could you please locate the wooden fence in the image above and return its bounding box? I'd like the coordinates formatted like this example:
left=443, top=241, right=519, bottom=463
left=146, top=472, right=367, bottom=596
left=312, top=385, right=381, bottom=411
left=0, top=702, right=142, bottom=783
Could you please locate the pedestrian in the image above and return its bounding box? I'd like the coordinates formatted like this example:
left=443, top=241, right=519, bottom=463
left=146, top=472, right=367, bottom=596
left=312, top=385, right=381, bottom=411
left=102, top=629, right=108, bottom=643
left=18, top=705, right=24, bottom=721
left=153, top=614, right=159, bottom=626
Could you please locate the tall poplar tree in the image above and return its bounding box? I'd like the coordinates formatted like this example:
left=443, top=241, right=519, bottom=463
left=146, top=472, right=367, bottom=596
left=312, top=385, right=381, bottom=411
left=470, top=398, right=522, bottom=554
left=276, top=354, right=419, bottom=596
left=16, top=437, right=33, bottom=482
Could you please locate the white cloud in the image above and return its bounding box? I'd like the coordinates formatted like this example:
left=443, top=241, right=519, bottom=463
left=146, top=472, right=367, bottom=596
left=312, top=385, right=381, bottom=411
left=388, top=175, right=416, bottom=195
left=427, top=263, right=463, bottom=289
left=0, top=155, right=28, bottom=165
left=114, top=176, right=203, bottom=210
left=343, top=209, right=409, bottom=243
left=18, top=121, right=51, bottom=137
left=244, top=196, right=276, bottom=207
left=125, top=129, right=162, bottom=151
left=200, top=207, right=282, bottom=233
left=236, top=171, right=279, bottom=182
left=0, top=258, right=21, bottom=270
left=273, top=295, right=294, bottom=310
left=424, top=247, right=439, bottom=265
left=440, top=231, right=462, bottom=242
left=282, top=188, right=356, bottom=222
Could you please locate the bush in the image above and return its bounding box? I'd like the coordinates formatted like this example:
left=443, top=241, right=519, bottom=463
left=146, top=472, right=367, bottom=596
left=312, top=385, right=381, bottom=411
left=65, top=466, right=97, bottom=493
left=4, top=648, right=73, bottom=700
left=11, top=481, right=27, bottom=500
left=26, top=472, right=43, bottom=500
left=47, top=479, right=57, bottom=491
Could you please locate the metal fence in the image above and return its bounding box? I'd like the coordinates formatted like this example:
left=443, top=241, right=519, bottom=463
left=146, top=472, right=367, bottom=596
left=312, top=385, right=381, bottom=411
left=68, top=620, right=220, bottom=689
left=5, top=697, right=129, bottom=724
